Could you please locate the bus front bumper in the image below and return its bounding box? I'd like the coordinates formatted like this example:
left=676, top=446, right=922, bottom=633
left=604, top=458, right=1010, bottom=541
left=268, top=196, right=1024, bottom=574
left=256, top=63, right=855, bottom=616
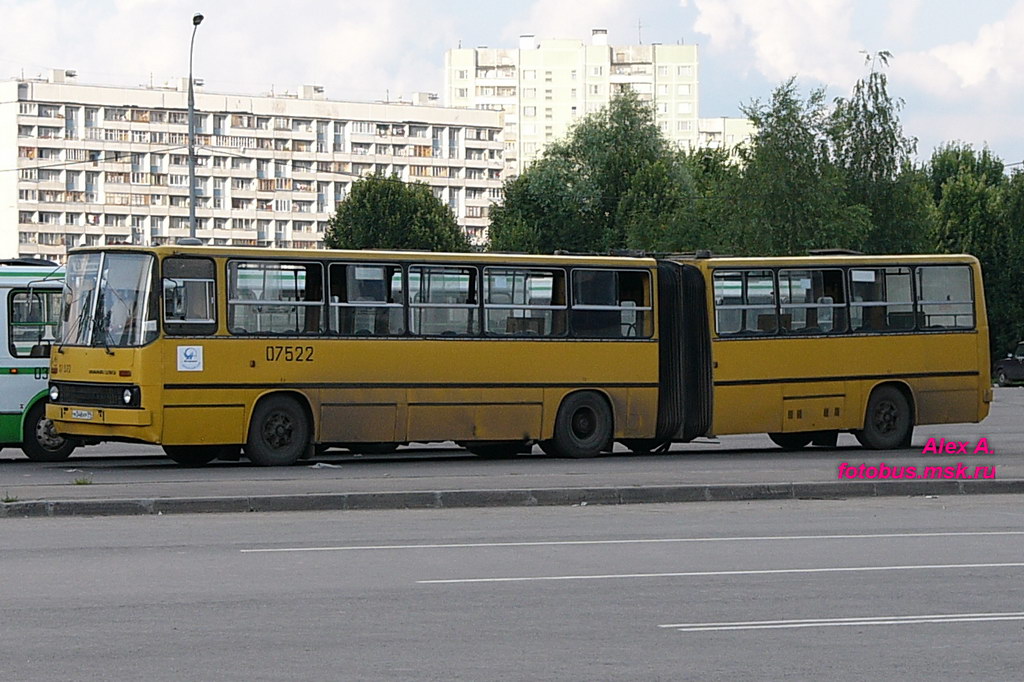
left=48, top=404, right=156, bottom=442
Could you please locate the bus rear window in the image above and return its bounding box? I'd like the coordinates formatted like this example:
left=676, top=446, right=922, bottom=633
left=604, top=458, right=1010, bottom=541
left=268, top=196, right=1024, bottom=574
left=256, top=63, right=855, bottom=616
left=916, top=265, right=974, bottom=329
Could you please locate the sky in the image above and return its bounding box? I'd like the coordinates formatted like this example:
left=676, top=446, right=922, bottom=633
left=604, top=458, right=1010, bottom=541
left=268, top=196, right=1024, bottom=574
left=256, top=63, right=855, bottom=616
left=2, top=0, right=1023, bottom=166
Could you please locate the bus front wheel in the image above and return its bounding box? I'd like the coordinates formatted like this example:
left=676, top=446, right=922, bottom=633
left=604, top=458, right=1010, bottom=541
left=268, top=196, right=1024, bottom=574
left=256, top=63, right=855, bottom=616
left=544, top=392, right=612, bottom=459
left=246, top=395, right=310, bottom=466
left=22, top=401, right=76, bottom=462
left=768, top=433, right=813, bottom=450
left=855, top=386, right=913, bottom=450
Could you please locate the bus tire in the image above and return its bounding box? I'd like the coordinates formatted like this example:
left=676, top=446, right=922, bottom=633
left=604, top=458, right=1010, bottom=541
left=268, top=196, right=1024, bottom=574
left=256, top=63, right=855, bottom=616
left=162, top=445, right=231, bottom=467
left=547, top=391, right=612, bottom=459
left=768, top=432, right=813, bottom=450
left=856, top=385, right=913, bottom=450
left=245, top=395, right=310, bottom=466
left=22, top=401, right=76, bottom=462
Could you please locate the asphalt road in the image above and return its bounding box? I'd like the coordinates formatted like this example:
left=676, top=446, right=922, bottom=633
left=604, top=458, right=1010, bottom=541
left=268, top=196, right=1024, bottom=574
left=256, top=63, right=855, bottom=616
left=2, top=496, right=1023, bottom=681
left=1, top=388, right=1021, bottom=509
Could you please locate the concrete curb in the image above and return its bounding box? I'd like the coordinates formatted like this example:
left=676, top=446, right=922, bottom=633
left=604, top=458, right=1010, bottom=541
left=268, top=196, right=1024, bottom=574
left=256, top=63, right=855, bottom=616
left=3, top=478, right=1024, bottom=518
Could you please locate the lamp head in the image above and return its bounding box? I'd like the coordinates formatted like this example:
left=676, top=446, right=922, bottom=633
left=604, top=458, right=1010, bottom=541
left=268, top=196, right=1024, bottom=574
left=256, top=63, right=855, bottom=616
left=193, top=13, right=204, bottom=26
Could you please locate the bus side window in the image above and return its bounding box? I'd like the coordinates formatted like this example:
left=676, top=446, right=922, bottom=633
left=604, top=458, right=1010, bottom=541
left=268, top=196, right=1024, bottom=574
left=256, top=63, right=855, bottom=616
left=162, top=257, right=217, bottom=336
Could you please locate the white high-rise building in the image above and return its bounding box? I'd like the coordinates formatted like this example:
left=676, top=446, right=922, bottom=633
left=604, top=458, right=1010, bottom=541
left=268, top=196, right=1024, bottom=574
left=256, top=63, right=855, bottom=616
left=445, top=30, right=753, bottom=177
left=0, top=71, right=504, bottom=259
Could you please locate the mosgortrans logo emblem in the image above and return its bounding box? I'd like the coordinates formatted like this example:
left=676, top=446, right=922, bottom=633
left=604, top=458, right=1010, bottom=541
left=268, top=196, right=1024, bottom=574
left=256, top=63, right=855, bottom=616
left=177, top=345, right=204, bottom=372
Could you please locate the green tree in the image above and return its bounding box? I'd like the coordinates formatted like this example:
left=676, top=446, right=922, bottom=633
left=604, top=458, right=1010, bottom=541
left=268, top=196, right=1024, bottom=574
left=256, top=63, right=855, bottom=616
left=487, top=156, right=602, bottom=253
left=676, top=148, right=746, bottom=253
left=488, top=92, right=693, bottom=253
left=324, top=174, right=469, bottom=252
left=926, top=142, right=1005, bottom=204
left=829, top=52, right=934, bottom=253
left=728, top=78, right=870, bottom=255
left=932, top=155, right=1023, bottom=359
left=615, top=155, right=700, bottom=252
left=989, top=171, right=1024, bottom=353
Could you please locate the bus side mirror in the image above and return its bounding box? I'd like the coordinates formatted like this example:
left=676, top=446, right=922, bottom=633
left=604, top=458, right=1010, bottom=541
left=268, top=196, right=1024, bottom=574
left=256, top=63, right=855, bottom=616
left=29, top=343, right=52, bottom=358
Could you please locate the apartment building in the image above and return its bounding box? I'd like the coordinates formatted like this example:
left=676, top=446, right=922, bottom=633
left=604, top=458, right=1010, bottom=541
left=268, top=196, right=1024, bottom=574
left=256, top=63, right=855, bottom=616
left=0, top=71, right=504, bottom=260
left=445, top=30, right=754, bottom=176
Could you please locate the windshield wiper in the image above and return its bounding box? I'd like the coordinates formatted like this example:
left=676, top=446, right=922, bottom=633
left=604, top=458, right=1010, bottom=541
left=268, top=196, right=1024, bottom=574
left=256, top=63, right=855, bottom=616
left=57, top=291, right=93, bottom=355
left=91, top=292, right=115, bottom=356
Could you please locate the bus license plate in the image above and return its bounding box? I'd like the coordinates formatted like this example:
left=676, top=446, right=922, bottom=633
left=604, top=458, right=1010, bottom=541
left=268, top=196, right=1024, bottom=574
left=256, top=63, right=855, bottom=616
left=71, top=410, right=94, bottom=420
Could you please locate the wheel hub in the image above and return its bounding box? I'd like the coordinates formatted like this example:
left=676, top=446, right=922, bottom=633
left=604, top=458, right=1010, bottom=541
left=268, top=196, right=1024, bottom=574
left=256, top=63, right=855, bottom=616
left=571, top=408, right=596, bottom=440
left=264, top=414, right=293, bottom=448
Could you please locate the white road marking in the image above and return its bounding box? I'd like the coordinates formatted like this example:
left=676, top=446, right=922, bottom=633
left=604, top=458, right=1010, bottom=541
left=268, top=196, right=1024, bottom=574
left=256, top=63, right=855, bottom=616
left=659, top=612, right=1024, bottom=632
left=416, top=561, right=1024, bottom=584
left=240, top=530, right=1024, bottom=553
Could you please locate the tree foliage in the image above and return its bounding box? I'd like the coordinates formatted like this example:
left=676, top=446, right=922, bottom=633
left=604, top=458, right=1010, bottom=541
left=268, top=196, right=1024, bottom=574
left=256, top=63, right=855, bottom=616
left=829, top=52, right=934, bottom=253
left=928, top=144, right=1023, bottom=357
left=324, top=174, right=469, bottom=252
left=487, top=156, right=602, bottom=253
left=727, top=79, right=870, bottom=255
left=926, top=142, right=1005, bottom=204
left=488, top=92, right=691, bottom=253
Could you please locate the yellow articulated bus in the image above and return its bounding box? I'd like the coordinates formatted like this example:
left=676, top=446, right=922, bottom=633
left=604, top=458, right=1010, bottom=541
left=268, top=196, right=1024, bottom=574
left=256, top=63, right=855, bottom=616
left=46, top=246, right=989, bottom=466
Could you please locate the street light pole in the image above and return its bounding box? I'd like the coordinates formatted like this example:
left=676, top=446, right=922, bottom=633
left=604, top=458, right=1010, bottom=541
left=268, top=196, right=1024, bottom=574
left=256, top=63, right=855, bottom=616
left=187, top=12, right=204, bottom=240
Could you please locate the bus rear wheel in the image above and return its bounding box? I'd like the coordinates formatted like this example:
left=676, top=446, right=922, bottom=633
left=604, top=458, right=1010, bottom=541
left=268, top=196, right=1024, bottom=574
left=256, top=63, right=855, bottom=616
left=22, top=401, right=76, bottom=462
left=544, top=392, right=612, bottom=459
left=768, top=433, right=813, bottom=450
left=246, top=395, right=310, bottom=466
left=856, top=386, right=913, bottom=450
left=162, top=445, right=235, bottom=466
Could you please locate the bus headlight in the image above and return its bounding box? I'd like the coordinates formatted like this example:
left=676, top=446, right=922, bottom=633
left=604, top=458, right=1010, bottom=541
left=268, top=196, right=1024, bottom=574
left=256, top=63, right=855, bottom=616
left=122, top=388, right=134, bottom=405
left=49, top=385, right=60, bottom=401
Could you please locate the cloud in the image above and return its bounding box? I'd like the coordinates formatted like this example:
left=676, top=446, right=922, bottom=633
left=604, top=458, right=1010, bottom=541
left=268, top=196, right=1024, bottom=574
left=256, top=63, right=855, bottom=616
left=893, top=0, right=1024, bottom=99
left=0, top=0, right=457, bottom=100
left=689, top=0, right=864, bottom=85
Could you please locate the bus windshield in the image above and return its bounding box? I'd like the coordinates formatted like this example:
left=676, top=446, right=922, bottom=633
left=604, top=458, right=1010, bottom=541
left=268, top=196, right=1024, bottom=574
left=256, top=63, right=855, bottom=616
left=62, top=252, right=159, bottom=348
